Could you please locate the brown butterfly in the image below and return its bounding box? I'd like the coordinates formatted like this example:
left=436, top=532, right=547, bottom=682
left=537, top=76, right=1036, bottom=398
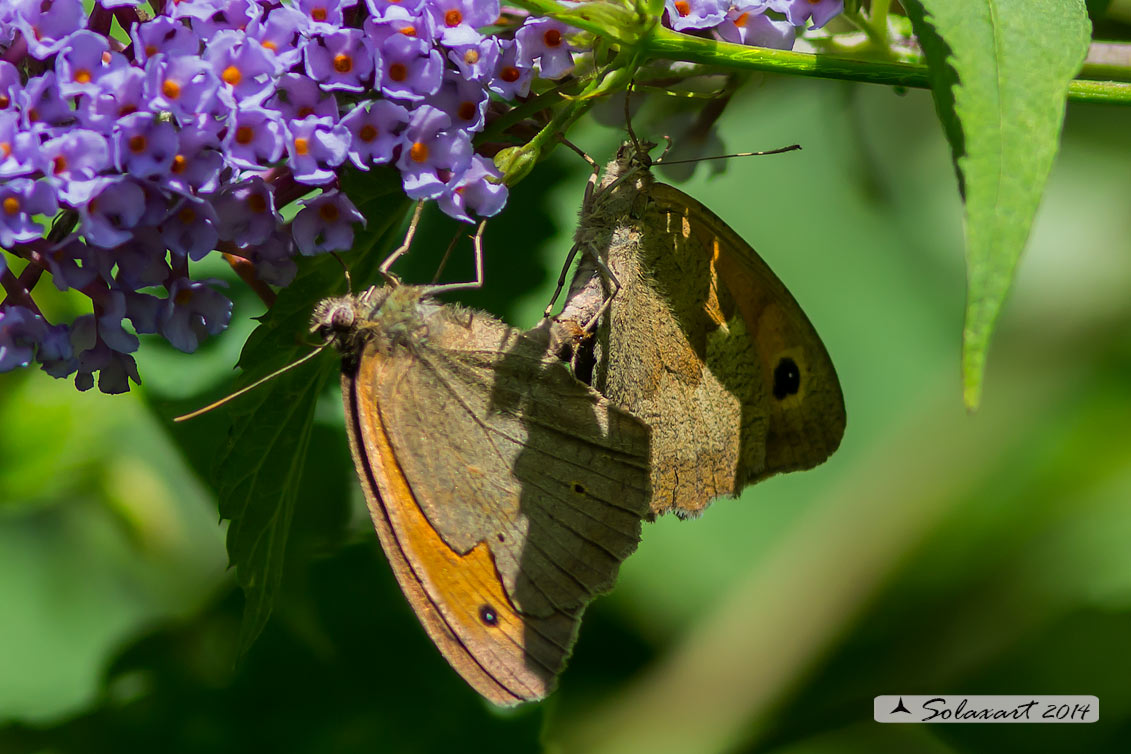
left=552, top=141, right=845, bottom=517
left=311, top=282, right=651, bottom=705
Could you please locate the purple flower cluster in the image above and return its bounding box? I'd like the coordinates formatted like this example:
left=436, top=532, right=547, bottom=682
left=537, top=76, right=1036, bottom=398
left=0, top=0, right=582, bottom=393
left=663, top=0, right=842, bottom=49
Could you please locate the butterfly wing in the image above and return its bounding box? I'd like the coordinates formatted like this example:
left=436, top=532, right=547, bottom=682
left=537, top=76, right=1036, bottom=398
left=343, top=311, right=650, bottom=705
left=649, top=182, right=846, bottom=479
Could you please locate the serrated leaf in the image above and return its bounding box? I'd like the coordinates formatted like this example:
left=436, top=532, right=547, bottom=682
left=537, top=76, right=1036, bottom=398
left=215, top=167, right=410, bottom=654
left=904, top=0, right=1091, bottom=409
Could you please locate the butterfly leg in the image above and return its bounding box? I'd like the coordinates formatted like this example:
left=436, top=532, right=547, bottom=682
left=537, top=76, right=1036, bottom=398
left=581, top=254, right=620, bottom=333
left=378, top=200, right=425, bottom=284
left=542, top=143, right=603, bottom=317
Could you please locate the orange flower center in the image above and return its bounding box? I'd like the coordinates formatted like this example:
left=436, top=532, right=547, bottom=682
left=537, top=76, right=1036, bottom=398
left=52, top=155, right=67, bottom=174
left=248, top=193, right=268, bottom=213
left=464, top=49, right=480, bottom=65
left=222, top=65, right=242, bottom=86
left=3, top=196, right=20, bottom=215
left=457, top=101, right=477, bottom=122
left=312, top=7, right=327, bottom=21
left=178, top=206, right=197, bottom=223
left=500, top=66, right=519, bottom=83
left=236, top=125, right=255, bottom=145
left=294, top=137, right=309, bottom=155
left=734, top=11, right=748, bottom=27
left=333, top=53, right=353, bottom=73
left=543, top=29, right=562, bottom=47
left=674, top=0, right=690, bottom=16
left=171, top=154, right=187, bottom=174
left=319, top=203, right=340, bottom=222
left=74, top=69, right=92, bottom=84
left=162, top=79, right=182, bottom=99
left=409, top=142, right=429, bottom=162
left=128, top=134, right=148, bottom=154
left=389, top=62, right=408, bottom=82
left=444, top=9, right=462, bottom=26
left=359, top=124, right=378, bottom=143
left=399, top=26, right=417, bottom=37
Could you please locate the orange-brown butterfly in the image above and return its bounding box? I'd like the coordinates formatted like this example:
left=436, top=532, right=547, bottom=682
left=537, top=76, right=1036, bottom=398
left=552, top=140, right=845, bottom=517
left=310, top=280, right=651, bottom=705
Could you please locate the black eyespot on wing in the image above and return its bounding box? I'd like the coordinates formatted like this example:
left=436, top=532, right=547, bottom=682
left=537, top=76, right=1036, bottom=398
left=773, top=357, right=801, bottom=400
left=479, top=604, right=499, bottom=626
left=571, top=482, right=586, bottom=495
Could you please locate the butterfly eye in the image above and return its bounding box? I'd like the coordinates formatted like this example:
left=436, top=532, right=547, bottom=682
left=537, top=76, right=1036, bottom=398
left=772, top=357, right=801, bottom=400
left=331, top=306, right=355, bottom=331
left=478, top=604, right=499, bottom=626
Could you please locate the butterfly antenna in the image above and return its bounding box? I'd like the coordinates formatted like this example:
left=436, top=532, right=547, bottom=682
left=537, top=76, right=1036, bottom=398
left=656, top=143, right=802, bottom=166
left=173, top=346, right=327, bottom=422
left=624, top=81, right=646, bottom=161
left=379, top=199, right=425, bottom=284
left=425, top=219, right=486, bottom=295
left=430, top=228, right=463, bottom=284
left=329, top=251, right=353, bottom=294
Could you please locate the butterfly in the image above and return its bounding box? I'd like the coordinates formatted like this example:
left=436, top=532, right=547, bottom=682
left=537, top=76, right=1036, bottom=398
left=552, top=141, right=845, bottom=517
left=311, top=282, right=652, bottom=704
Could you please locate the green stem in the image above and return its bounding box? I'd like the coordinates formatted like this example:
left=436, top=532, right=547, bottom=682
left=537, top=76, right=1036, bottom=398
left=640, top=27, right=1131, bottom=105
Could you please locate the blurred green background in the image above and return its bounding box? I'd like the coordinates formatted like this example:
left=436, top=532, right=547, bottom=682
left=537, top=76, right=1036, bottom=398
left=3, top=74, right=1131, bottom=753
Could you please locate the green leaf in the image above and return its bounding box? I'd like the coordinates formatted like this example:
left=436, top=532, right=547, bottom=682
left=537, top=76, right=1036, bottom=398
left=215, top=167, right=410, bottom=654
left=903, top=0, right=1091, bottom=408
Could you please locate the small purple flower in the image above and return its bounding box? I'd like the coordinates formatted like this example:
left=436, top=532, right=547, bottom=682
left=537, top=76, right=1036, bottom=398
left=123, top=291, right=161, bottom=335
left=247, top=5, right=309, bottom=71
left=74, top=335, right=141, bottom=393
left=20, top=72, right=73, bottom=132
left=379, top=34, right=443, bottom=102
left=717, top=4, right=796, bottom=48
left=42, top=237, right=98, bottom=291
left=41, top=129, right=111, bottom=205
left=161, top=278, right=233, bottom=353
left=291, top=190, right=365, bottom=255
left=146, top=54, right=222, bottom=124
left=265, top=73, right=340, bottom=123
left=223, top=106, right=285, bottom=170
left=204, top=30, right=278, bottom=108
left=114, top=112, right=179, bottom=179
left=363, top=6, right=433, bottom=48
left=166, top=0, right=230, bottom=21
left=245, top=230, right=297, bottom=286
left=192, top=0, right=263, bottom=38
left=341, top=100, right=409, bottom=169
left=0, top=179, right=58, bottom=247
left=0, top=112, right=40, bottom=178
left=428, top=73, right=489, bottom=133
left=296, top=0, right=346, bottom=33
left=214, top=177, right=280, bottom=246
left=447, top=37, right=500, bottom=82
left=395, top=105, right=472, bottom=200
left=487, top=41, right=532, bottom=100
left=131, top=15, right=201, bottom=64
left=12, top=0, right=85, bottom=59
left=665, top=0, right=727, bottom=31
left=284, top=116, right=350, bottom=185
left=37, top=322, right=76, bottom=378
left=365, top=0, right=425, bottom=16
left=426, top=0, right=498, bottom=46
left=305, top=29, right=375, bottom=93
left=0, top=61, right=21, bottom=114
left=77, top=177, right=146, bottom=248
left=164, top=119, right=225, bottom=195
left=0, top=305, right=46, bottom=372
left=56, top=30, right=128, bottom=97
left=100, top=227, right=170, bottom=288
left=769, top=0, right=843, bottom=29
left=437, top=155, right=507, bottom=223
left=96, top=290, right=140, bottom=354
left=515, top=18, right=575, bottom=80
left=163, top=195, right=220, bottom=261
left=78, top=66, right=148, bottom=132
